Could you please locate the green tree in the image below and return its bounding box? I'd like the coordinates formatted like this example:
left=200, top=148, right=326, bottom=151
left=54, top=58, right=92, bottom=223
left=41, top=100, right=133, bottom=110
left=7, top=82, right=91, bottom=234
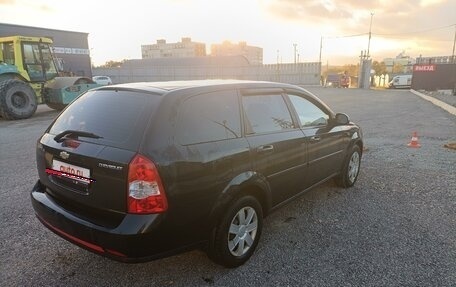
left=372, top=61, right=387, bottom=75
left=97, top=60, right=127, bottom=68
left=322, top=64, right=358, bottom=78
left=341, top=64, right=358, bottom=76
left=392, top=63, right=405, bottom=73
left=323, top=67, right=343, bottom=78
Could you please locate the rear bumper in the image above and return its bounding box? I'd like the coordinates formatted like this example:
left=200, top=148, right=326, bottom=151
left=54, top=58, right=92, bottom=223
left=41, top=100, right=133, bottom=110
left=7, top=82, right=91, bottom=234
left=31, top=180, right=201, bottom=262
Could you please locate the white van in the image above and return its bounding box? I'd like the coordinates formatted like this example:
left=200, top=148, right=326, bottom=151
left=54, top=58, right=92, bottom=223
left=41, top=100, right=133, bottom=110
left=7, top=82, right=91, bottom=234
left=389, top=75, right=412, bottom=89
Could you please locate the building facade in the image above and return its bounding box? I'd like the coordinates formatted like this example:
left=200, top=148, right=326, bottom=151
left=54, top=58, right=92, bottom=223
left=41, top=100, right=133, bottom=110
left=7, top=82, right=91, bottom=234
left=211, top=41, right=263, bottom=65
left=0, top=23, right=91, bottom=77
left=416, top=55, right=454, bottom=64
left=411, top=63, right=456, bottom=93
left=141, top=37, right=206, bottom=59
left=383, top=51, right=416, bottom=73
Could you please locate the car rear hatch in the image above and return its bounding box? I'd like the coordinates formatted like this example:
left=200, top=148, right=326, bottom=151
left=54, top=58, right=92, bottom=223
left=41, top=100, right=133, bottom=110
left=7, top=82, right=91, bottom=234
left=36, top=88, right=162, bottom=227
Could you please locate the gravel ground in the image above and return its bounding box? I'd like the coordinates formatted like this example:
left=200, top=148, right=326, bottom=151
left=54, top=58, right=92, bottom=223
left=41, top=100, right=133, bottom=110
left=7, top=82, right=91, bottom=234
left=0, top=88, right=455, bottom=286
left=415, top=90, right=456, bottom=107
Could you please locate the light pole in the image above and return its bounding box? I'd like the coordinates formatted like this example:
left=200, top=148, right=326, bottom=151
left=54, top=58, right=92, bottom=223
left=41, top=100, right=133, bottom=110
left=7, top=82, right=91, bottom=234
left=319, top=36, right=322, bottom=65
left=276, top=49, right=280, bottom=81
left=367, top=12, right=374, bottom=58
left=319, top=36, right=323, bottom=83
left=293, top=43, right=297, bottom=64
left=452, top=25, right=456, bottom=95
left=452, top=24, right=455, bottom=64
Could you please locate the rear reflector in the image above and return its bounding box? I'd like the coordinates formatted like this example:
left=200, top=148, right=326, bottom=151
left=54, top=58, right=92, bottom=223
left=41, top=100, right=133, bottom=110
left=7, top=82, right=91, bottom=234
left=127, top=154, right=168, bottom=214
left=37, top=215, right=104, bottom=253
left=37, top=215, right=127, bottom=258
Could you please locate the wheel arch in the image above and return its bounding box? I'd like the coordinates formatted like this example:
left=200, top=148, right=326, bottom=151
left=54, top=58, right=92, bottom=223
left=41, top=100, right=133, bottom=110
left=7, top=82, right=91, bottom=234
left=346, top=127, right=363, bottom=155
left=353, top=138, right=363, bottom=153
left=0, top=73, right=28, bottom=83
left=336, top=130, right=363, bottom=173
left=343, top=138, right=363, bottom=165
left=208, top=171, right=272, bottom=227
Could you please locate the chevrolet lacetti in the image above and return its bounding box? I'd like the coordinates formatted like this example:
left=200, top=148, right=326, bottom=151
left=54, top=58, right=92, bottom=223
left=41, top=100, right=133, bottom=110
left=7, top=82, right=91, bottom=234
left=31, top=80, right=363, bottom=267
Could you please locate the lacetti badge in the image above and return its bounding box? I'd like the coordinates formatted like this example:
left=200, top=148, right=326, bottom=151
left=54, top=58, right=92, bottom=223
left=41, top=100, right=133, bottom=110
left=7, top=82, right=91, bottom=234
left=98, top=163, right=123, bottom=171
left=60, top=151, right=70, bottom=159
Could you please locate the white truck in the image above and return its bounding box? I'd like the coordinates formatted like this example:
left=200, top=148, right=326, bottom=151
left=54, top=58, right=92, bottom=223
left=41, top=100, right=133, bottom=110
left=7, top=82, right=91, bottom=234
left=389, top=74, right=412, bottom=89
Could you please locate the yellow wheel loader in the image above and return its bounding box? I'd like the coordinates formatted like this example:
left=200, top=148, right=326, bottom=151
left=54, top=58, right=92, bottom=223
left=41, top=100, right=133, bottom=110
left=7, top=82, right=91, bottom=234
left=0, top=36, right=100, bottom=120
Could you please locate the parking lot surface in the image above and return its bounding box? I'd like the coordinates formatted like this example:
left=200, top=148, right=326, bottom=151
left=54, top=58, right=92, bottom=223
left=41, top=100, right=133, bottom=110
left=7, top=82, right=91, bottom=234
left=1, top=87, right=455, bottom=286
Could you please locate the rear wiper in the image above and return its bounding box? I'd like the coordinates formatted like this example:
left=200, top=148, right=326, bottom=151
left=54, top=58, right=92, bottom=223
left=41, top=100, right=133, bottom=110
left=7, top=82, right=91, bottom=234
left=54, top=130, right=103, bottom=143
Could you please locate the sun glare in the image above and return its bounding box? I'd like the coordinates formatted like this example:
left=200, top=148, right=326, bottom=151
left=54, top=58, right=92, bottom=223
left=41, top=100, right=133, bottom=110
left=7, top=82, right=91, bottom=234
left=0, top=0, right=453, bottom=65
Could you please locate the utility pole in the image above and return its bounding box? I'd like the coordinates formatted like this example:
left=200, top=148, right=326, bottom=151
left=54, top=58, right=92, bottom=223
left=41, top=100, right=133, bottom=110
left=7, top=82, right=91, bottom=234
left=293, top=43, right=297, bottom=64
left=360, top=12, right=374, bottom=89
left=319, top=36, right=323, bottom=85
left=276, top=50, right=280, bottom=82
left=319, top=36, right=322, bottom=65
left=452, top=25, right=456, bottom=95
left=452, top=24, right=455, bottom=64
left=367, top=12, right=374, bottom=58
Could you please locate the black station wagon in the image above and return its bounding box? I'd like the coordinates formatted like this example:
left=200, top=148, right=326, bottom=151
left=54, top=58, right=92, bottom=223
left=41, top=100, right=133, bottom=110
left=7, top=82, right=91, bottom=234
left=31, top=80, right=363, bottom=267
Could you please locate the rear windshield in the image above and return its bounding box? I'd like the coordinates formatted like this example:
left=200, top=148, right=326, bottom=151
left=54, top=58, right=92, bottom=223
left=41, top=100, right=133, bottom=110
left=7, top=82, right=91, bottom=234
left=48, top=89, right=160, bottom=150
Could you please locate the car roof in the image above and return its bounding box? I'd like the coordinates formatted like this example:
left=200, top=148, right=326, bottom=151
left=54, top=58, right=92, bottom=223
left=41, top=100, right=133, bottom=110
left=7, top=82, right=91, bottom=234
left=97, top=79, right=300, bottom=94
left=90, top=80, right=334, bottom=116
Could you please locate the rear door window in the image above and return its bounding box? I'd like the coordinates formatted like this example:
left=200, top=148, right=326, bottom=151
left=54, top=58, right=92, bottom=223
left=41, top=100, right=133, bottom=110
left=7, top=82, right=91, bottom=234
left=242, top=94, right=294, bottom=134
left=49, top=89, right=160, bottom=150
left=177, top=89, right=241, bottom=145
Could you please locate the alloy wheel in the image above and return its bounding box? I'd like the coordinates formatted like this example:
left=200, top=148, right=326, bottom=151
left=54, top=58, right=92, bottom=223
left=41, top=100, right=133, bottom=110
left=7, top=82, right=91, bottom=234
left=228, top=206, right=258, bottom=257
left=348, top=151, right=360, bottom=183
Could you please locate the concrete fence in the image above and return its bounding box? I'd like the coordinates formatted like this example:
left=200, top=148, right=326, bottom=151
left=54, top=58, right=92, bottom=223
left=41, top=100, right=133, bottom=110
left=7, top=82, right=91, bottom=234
left=93, top=62, right=322, bottom=85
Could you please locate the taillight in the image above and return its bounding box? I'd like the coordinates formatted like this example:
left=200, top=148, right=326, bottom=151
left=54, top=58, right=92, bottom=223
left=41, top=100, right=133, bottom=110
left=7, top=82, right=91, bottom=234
left=127, top=154, right=168, bottom=214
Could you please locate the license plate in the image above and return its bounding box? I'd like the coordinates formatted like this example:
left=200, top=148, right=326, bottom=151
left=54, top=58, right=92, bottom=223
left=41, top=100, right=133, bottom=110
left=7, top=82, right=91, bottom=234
left=52, top=159, right=90, bottom=179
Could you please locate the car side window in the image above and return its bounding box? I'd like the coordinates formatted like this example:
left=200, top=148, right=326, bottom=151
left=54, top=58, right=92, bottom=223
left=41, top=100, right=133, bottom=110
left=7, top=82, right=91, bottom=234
left=242, top=94, right=294, bottom=134
left=288, top=94, right=329, bottom=127
left=177, top=90, right=241, bottom=145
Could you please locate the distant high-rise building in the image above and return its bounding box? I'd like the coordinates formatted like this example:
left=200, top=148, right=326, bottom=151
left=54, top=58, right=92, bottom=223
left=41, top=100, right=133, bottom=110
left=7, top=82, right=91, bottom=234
left=211, top=41, right=263, bottom=65
left=141, top=37, right=206, bottom=59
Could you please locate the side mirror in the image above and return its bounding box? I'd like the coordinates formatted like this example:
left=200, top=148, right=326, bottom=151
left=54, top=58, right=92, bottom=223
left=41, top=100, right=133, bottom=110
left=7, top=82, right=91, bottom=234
left=335, top=113, right=350, bottom=125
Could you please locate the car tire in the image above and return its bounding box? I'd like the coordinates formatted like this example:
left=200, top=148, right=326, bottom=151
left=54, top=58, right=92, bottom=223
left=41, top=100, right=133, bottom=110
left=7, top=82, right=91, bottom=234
left=207, top=195, right=263, bottom=268
left=335, top=144, right=362, bottom=188
left=0, top=79, right=37, bottom=120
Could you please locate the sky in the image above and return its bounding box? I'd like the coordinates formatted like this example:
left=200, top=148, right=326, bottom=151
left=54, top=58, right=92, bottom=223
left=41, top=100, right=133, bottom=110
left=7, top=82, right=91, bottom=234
left=1, top=0, right=455, bottom=66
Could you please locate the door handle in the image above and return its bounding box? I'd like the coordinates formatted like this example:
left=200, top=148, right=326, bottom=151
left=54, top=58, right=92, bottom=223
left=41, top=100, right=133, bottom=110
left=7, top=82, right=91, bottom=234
left=257, top=145, right=274, bottom=152
left=310, top=136, right=321, bottom=142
